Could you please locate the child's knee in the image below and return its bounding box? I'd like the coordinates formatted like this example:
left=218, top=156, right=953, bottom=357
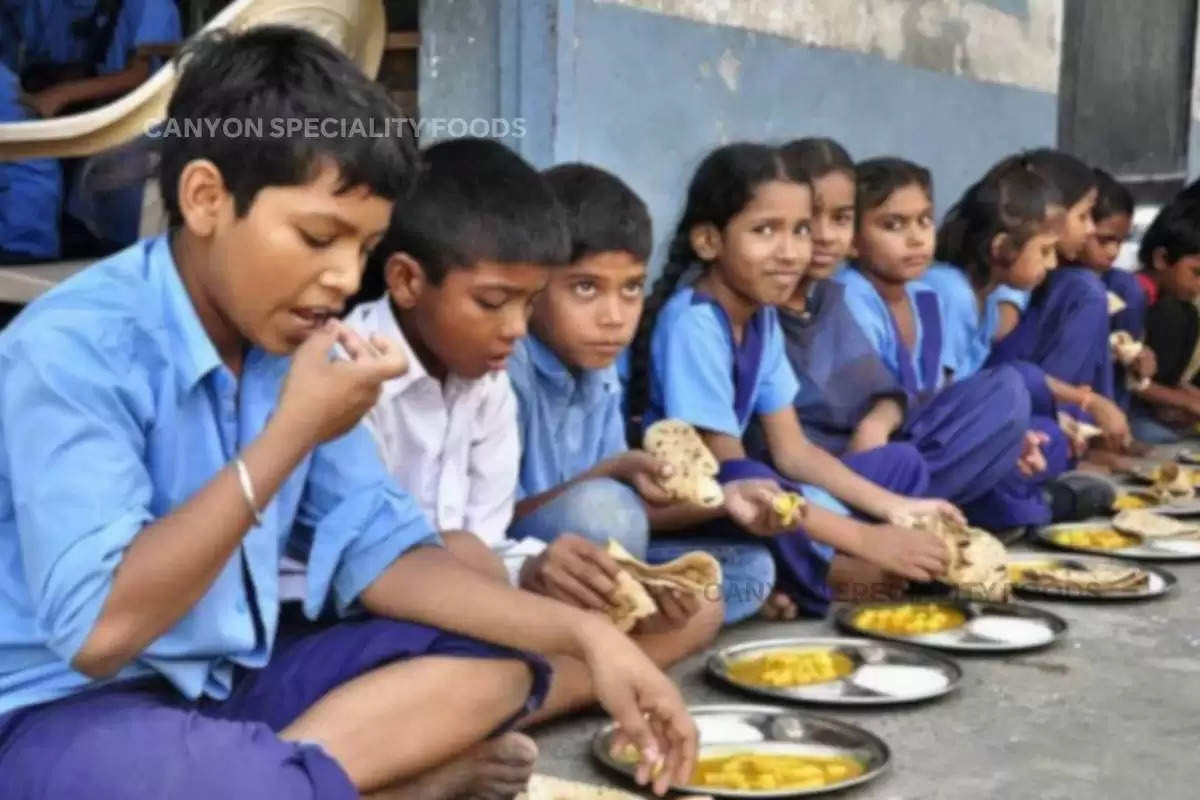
left=556, top=478, right=650, bottom=558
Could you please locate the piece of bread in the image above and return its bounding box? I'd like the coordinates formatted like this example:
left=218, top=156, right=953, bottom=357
left=1014, top=562, right=1149, bottom=593
left=1107, top=291, right=1127, bottom=316
left=1109, top=331, right=1144, bottom=365
left=643, top=419, right=724, bottom=508
left=1113, top=509, right=1200, bottom=539
left=608, top=570, right=658, bottom=632
left=607, top=540, right=722, bottom=596
left=520, top=774, right=651, bottom=800
left=897, top=511, right=1010, bottom=601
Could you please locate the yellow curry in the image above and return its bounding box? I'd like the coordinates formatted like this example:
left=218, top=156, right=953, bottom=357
left=691, top=752, right=864, bottom=791
left=726, top=650, right=854, bottom=688
left=853, top=603, right=965, bottom=636
left=1051, top=528, right=1139, bottom=551
left=1112, top=493, right=1153, bottom=511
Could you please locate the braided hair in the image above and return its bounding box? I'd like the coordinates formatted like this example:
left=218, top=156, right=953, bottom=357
left=624, top=142, right=807, bottom=445
left=936, top=155, right=1064, bottom=288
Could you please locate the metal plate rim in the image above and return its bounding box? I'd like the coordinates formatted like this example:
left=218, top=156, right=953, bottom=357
left=704, top=636, right=963, bottom=706
left=1006, top=552, right=1178, bottom=601
left=832, top=598, right=1068, bottom=654
left=1111, top=485, right=1200, bottom=516
left=589, top=703, right=892, bottom=799
left=1035, top=519, right=1200, bottom=562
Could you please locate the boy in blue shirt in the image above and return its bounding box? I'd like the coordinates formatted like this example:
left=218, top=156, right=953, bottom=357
left=508, top=164, right=789, bottom=629
left=0, top=27, right=694, bottom=800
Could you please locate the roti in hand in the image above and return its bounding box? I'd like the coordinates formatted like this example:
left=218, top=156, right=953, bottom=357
left=607, top=539, right=722, bottom=597
left=643, top=419, right=724, bottom=508
left=608, top=570, right=658, bottom=632
left=521, top=774, right=649, bottom=800
left=897, top=511, right=1011, bottom=601
left=1110, top=331, right=1143, bottom=365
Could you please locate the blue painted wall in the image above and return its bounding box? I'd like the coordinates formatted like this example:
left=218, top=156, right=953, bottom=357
left=562, top=1, right=1058, bottom=261
left=422, top=0, right=1060, bottom=274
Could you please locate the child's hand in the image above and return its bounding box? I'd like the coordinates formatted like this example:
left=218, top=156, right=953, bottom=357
left=886, top=498, right=965, bottom=527
left=634, top=586, right=701, bottom=634
left=723, top=479, right=795, bottom=536
left=519, top=534, right=621, bottom=611
left=1017, top=430, right=1050, bottom=477
left=603, top=451, right=676, bottom=506
left=1132, top=347, right=1158, bottom=381
left=276, top=320, right=408, bottom=447
left=1090, top=396, right=1133, bottom=452
left=865, top=524, right=950, bottom=582
left=578, top=621, right=698, bottom=795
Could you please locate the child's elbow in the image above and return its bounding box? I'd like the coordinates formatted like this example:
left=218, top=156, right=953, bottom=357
left=70, top=620, right=135, bottom=679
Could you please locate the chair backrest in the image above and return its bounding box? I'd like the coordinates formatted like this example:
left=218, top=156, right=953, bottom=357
left=0, top=0, right=386, bottom=161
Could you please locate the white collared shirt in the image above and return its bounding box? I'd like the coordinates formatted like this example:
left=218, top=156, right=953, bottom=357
left=341, top=296, right=544, bottom=583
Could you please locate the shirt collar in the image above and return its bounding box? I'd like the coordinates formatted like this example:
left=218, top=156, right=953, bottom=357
left=525, top=333, right=612, bottom=402
left=153, top=235, right=223, bottom=392
left=345, top=295, right=431, bottom=399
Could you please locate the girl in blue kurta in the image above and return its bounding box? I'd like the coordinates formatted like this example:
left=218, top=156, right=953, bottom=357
left=984, top=149, right=1134, bottom=451
left=625, top=143, right=954, bottom=622
left=834, top=157, right=1053, bottom=530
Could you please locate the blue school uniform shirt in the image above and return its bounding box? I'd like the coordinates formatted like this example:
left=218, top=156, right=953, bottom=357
left=922, top=263, right=1021, bottom=379
left=507, top=335, right=628, bottom=498
left=647, top=286, right=800, bottom=436
left=0, top=236, right=437, bottom=717
left=0, top=64, right=61, bottom=260
left=19, top=0, right=180, bottom=75
left=835, top=268, right=954, bottom=395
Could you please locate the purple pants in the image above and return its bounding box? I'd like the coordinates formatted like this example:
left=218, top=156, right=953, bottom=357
left=714, top=446, right=929, bottom=618
left=0, top=610, right=551, bottom=799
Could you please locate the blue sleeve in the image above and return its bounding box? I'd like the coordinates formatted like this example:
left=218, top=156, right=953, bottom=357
left=656, top=306, right=741, bottom=437
left=992, top=285, right=1030, bottom=312
left=598, top=392, right=629, bottom=462
left=1, top=318, right=155, bottom=664
left=297, top=424, right=441, bottom=619
left=838, top=279, right=892, bottom=364
left=754, top=315, right=801, bottom=415
left=132, top=0, right=182, bottom=45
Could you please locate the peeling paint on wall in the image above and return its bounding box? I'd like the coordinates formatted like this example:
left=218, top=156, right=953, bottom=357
left=594, top=0, right=1063, bottom=92
left=717, top=48, right=741, bottom=91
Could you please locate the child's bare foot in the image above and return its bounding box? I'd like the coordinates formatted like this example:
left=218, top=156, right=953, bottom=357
left=828, top=555, right=907, bottom=602
left=376, top=732, right=538, bottom=800
left=759, top=590, right=798, bottom=621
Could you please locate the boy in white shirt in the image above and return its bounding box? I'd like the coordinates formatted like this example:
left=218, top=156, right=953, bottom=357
left=345, top=137, right=723, bottom=725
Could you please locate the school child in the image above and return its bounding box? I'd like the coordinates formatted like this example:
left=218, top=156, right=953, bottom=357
left=10, top=0, right=182, bottom=250
left=344, top=144, right=724, bottom=726
left=1130, top=182, right=1200, bottom=441
left=0, top=62, right=61, bottom=263
left=832, top=157, right=1054, bottom=530
left=0, top=28, right=695, bottom=799
left=508, top=162, right=782, bottom=628
left=624, top=142, right=953, bottom=622
left=984, top=149, right=1133, bottom=451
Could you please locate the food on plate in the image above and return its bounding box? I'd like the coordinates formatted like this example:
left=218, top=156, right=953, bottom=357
left=853, top=603, right=967, bottom=636
left=725, top=649, right=855, bottom=688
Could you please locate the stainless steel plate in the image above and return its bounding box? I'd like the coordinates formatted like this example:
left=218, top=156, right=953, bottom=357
left=1007, top=552, right=1177, bottom=601
left=1036, top=519, right=1200, bottom=561
left=591, top=704, right=890, bottom=798
left=1111, top=485, right=1200, bottom=517
left=706, top=637, right=962, bottom=706
left=1176, top=448, right=1200, bottom=466
left=834, top=599, right=1067, bottom=653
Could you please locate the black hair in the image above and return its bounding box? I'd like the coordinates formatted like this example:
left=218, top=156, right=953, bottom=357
left=1020, top=148, right=1096, bottom=208
left=542, top=163, right=652, bottom=264
left=854, top=157, right=933, bottom=222
left=780, top=137, right=854, bottom=182
left=1138, top=177, right=1200, bottom=270
left=360, top=137, right=570, bottom=298
left=936, top=155, right=1064, bottom=287
left=1092, top=168, right=1134, bottom=222
left=624, top=142, right=808, bottom=444
left=159, top=26, right=415, bottom=228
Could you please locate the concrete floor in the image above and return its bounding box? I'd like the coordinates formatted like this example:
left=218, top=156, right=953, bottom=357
left=530, top=536, right=1200, bottom=800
